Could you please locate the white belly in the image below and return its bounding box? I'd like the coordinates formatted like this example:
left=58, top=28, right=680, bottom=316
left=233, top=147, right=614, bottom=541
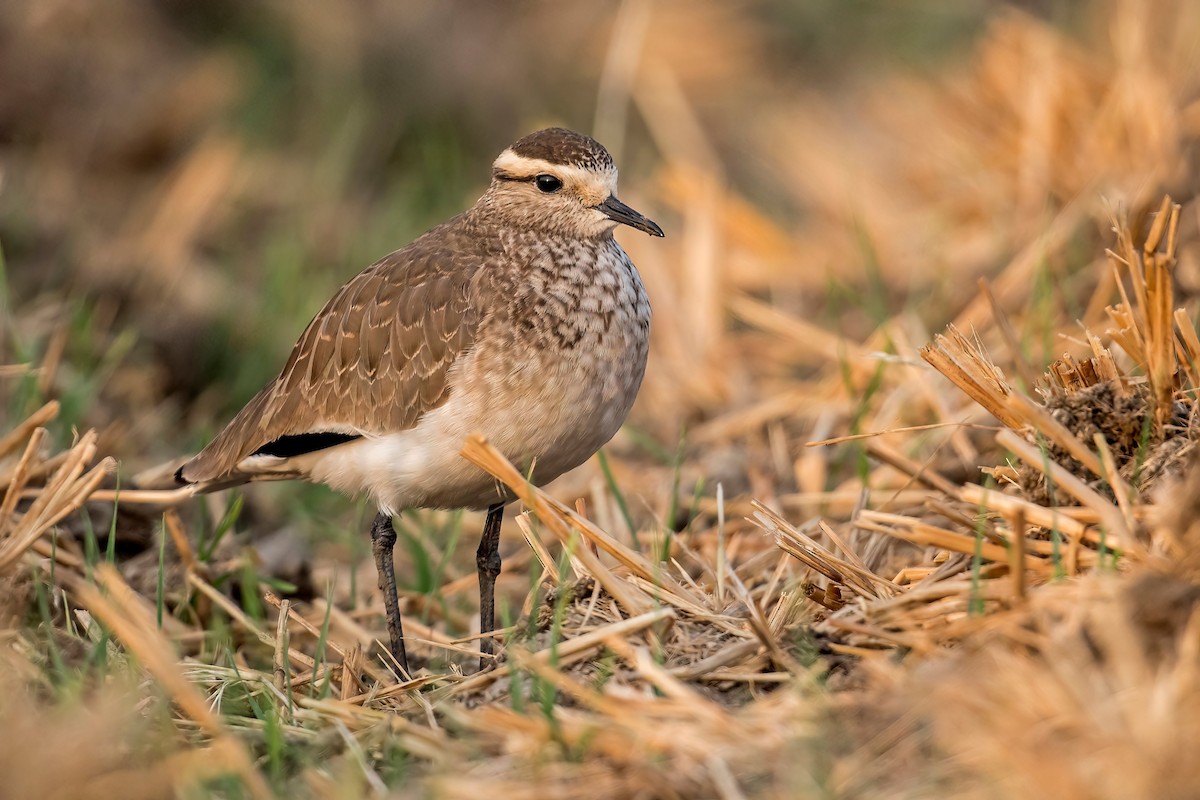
left=306, top=329, right=647, bottom=514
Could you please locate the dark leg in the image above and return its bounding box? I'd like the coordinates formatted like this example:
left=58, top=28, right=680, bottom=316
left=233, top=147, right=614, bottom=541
left=370, top=511, right=409, bottom=676
left=476, top=502, right=506, bottom=670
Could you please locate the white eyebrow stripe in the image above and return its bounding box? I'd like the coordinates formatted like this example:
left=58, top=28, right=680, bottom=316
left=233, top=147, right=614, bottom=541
left=492, top=151, right=600, bottom=184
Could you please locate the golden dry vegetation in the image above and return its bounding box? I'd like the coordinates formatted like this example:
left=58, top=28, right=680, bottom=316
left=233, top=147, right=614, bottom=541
left=5, top=1, right=1200, bottom=797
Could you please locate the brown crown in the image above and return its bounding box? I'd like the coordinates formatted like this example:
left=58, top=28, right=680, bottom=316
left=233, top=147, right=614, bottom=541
left=508, top=128, right=615, bottom=172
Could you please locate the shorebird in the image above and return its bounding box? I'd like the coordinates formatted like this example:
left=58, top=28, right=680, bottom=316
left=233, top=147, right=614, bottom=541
left=175, top=128, right=663, bottom=675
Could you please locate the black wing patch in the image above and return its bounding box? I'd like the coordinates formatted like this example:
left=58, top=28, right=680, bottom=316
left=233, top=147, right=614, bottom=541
left=251, top=432, right=362, bottom=459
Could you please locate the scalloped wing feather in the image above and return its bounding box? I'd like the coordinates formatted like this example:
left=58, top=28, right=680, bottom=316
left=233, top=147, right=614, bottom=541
left=179, top=219, right=484, bottom=484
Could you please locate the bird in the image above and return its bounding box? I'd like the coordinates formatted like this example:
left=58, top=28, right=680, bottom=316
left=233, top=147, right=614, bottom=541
left=174, top=127, right=663, bottom=676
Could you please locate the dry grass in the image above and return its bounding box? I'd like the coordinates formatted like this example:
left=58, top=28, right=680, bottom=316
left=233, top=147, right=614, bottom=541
left=7, top=1, right=1200, bottom=797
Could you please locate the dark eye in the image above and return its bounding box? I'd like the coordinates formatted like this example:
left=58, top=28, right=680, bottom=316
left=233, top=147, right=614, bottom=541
left=535, top=174, right=563, bottom=193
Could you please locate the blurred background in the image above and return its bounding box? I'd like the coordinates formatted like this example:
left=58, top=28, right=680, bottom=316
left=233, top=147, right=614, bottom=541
left=3, top=0, right=1199, bottom=548
left=9, top=2, right=1200, bottom=796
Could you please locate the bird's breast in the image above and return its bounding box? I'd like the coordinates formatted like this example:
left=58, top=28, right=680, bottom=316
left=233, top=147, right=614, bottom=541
left=465, top=236, right=651, bottom=477
left=501, top=237, right=650, bottom=353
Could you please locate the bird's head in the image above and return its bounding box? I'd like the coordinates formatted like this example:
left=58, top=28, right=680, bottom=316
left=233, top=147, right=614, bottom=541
left=482, top=127, right=664, bottom=240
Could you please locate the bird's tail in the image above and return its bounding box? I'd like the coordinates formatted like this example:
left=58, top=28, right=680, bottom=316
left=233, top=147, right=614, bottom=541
left=130, top=456, right=260, bottom=495
left=130, top=456, right=193, bottom=491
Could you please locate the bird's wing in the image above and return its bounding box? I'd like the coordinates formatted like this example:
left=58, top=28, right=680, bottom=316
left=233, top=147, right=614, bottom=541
left=179, top=224, right=484, bottom=484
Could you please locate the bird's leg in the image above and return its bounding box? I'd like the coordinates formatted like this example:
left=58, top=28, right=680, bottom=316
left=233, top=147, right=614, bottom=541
left=370, top=511, right=409, bottom=676
left=475, top=502, right=506, bottom=670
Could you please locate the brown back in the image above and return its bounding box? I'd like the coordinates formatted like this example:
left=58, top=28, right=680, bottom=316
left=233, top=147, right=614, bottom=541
left=179, top=217, right=487, bottom=483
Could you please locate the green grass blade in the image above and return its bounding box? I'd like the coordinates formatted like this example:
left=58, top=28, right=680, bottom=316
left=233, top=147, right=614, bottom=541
left=597, top=448, right=638, bottom=549
left=201, top=494, right=244, bottom=562
left=105, top=470, right=120, bottom=565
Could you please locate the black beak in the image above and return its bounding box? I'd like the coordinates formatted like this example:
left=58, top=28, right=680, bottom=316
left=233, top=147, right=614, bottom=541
left=599, top=195, right=665, bottom=237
